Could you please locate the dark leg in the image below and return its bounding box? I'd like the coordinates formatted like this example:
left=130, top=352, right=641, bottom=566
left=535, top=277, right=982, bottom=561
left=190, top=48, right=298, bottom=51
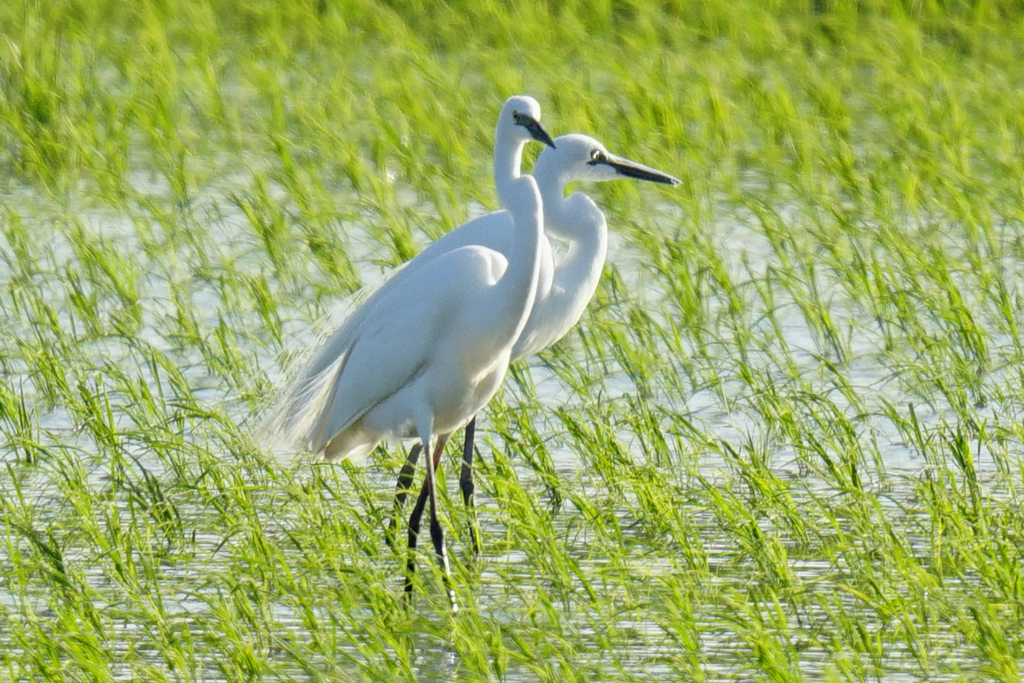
left=426, top=439, right=457, bottom=612
left=405, top=437, right=457, bottom=611
left=405, top=462, right=430, bottom=598
left=459, top=416, right=481, bottom=554
left=387, top=443, right=422, bottom=549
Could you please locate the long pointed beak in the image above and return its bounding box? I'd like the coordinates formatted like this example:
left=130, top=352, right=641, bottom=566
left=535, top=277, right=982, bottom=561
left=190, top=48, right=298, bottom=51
left=523, top=117, right=557, bottom=149
left=604, top=153, right=680, bottom=185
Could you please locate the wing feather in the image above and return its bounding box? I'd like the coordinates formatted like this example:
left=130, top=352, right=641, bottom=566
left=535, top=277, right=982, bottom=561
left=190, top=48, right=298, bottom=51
left=261, top=245, right=497, bottom=456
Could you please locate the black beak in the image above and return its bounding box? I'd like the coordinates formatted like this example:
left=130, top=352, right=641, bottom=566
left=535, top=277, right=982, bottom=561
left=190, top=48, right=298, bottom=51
left=522, top=117, right=557, bottom=149
left=602, top=153, right=680, bottom=185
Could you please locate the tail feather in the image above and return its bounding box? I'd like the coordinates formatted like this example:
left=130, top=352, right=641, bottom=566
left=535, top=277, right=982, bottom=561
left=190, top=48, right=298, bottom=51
left=256, top=260, right=415, bottom=460
left=258, top=350, right=347, bottom=458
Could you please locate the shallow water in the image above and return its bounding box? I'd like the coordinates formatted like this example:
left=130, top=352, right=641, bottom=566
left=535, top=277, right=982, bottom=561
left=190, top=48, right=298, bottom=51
left=1, top=170, right=1022, bottom=681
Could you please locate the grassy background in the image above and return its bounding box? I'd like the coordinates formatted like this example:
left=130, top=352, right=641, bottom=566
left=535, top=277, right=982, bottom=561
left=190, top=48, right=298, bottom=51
left=2, top=0, right=1024, bottom=680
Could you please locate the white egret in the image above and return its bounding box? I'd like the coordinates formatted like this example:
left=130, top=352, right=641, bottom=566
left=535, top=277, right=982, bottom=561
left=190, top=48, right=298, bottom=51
left=509, top=133, right=681, bottom=358
left=262, top=97, right=552, bottom=608
left=278, top=175, right=544, bottom=610
left=264, top=97, right=556, bottom=566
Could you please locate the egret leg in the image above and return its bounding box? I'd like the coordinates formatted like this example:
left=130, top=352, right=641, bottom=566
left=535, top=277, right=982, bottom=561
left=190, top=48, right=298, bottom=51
left=406, top=439, right=447, bottom=560
left=459, top=416, right=481, bottom=554
left=386, top=443, right=422, bottom=549
left=405, top=437, right=457, bottom=611
left=404, top=470, right=429, bottom=598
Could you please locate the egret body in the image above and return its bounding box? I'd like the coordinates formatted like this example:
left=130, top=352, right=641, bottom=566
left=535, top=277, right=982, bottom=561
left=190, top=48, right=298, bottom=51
left=263, top=97, right=554, bottom=608
left=292, top=175, right=544, bottom=610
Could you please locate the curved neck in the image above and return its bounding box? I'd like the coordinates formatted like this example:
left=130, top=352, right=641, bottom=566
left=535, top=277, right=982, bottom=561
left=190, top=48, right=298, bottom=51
left=532, top=155, right=572, bottom=238
left=481, top=181, right=543, bottom=345
left=546, top=198, right=606, bottom=333
left=532, top=155, right=608, bottom=296
left=493, top=132, right=525, bottom=208
left=510, top=184, right=608, bottom=359
left=556, top=212, right=606, bottom=291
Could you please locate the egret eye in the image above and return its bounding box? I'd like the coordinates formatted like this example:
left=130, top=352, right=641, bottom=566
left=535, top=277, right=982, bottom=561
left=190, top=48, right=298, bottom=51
left=512, top=111, right=523, bottom=124
left=587, top=149, right=604, bottom=165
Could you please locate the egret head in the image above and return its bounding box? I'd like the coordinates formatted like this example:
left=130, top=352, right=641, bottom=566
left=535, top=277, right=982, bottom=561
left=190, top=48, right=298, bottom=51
left=499, top=95, right=556, bottom=149
left=536, top=133, right=681, bottom=187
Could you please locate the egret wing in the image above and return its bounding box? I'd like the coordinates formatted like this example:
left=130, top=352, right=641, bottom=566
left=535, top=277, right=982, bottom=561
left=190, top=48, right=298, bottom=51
left=309, top=247, right=494, bottom=450
left=282, top=210, right=512, bottom=395
left=261, top=213, right=516, bottom=455
left=259, top=259, right=411, bottom=448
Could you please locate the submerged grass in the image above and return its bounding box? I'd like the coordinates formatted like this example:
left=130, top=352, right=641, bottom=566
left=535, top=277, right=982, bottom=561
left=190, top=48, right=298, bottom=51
left=3, top=0, right=1024, bottom=680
